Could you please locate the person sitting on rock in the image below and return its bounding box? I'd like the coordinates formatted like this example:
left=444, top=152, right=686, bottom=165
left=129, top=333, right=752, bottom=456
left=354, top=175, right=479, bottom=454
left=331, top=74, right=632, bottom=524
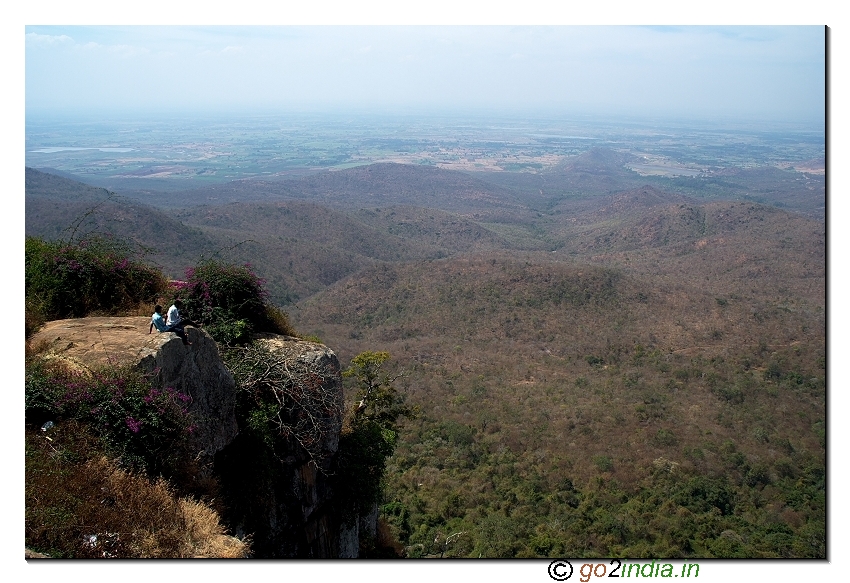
left=150, top=304, right=191, bottom=345
left=167, top=300, right=201, bottom=330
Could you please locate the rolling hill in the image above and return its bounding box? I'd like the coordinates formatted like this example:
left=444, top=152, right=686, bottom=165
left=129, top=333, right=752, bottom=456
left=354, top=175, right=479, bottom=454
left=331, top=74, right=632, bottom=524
left=474, top=147, right=825, bottom=218
left=289, top=248, right=824, bottom=557
left=24, top=162, right=825, bottom=557
left=25, top=168, right=218, bottom=279
left=119, top=161, right=534, bottom=219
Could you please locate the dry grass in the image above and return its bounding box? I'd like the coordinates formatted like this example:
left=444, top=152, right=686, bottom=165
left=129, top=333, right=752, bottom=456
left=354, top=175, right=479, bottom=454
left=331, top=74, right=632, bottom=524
left=25, top=334, right=55, bottom=359
left=25, top=424, right=249, bottom=559
left=178, top=499, right=252, bottom=558
left=266, top=304, right=299, bottom=337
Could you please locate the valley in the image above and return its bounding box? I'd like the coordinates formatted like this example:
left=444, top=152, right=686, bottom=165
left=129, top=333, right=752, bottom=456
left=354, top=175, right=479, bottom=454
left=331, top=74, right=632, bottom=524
left=24, top=117, right=826, bottom=558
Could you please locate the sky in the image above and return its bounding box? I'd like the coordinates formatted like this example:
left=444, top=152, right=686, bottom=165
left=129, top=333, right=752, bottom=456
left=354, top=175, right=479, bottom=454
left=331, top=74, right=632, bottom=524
left=25, top=25, right=825, bottom=124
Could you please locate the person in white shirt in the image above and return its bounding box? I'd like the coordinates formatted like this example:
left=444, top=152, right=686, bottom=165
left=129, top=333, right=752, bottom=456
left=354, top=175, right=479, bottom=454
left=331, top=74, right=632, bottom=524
left=150, top=304, right=191, bottom=345
left=166, top=300, right=181, bottom=327
left=165, top=300, right=201, bottom=344
left=167, top=300, right=201, bottom=328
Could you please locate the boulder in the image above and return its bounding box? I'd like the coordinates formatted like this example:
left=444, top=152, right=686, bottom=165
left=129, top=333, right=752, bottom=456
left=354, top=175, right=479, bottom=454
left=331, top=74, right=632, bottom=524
left=214, top=334, right=348, bottom=558
left=253, top=333, right=344, bottom=462
left=29, top=317, right=238, bottom=463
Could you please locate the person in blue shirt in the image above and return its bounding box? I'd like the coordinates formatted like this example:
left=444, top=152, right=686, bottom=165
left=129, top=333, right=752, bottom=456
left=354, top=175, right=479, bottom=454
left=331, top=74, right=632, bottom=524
left=150, top=304, right=191, bottom=345
left=150, top=304, right=167, bottom=333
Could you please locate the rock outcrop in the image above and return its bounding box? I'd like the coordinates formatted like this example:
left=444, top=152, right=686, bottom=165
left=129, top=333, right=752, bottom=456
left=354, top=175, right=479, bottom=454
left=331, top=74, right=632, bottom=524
left=213, top=334, right=350, bottom=558
left=29, top=317, right=367, bottom=558
left=30, top=317, right=238, bottom=465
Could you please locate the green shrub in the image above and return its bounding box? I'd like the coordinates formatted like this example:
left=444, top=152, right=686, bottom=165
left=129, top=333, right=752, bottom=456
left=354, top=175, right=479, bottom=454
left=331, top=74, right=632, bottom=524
left=593, top=455, right=614, bottom=472
left=744, top=463, right=771, bottom=487
left=25, top=236, right=166, bottom=332
left=585, top=355, right=604, bottom=367
left=175, top=261, right=295, bottom=345
left=381, top=501, right=412, bottom=541
left=335, top=419, right=398, bottom=523
left=334, top=352, right=417, bottom=524
left=673, top=475, right=735, bottom=516
left=713, top=383, right=745, bottom=404
left=764, top=360, right=783, bottom=381
left=25, top=359, right=194, bottom=477
left=654, top=428, right=678, bottom=447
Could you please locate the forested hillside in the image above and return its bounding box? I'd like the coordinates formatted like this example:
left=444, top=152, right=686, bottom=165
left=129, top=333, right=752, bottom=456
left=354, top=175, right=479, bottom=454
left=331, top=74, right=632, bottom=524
left=25, top=157, right=825, bottom=558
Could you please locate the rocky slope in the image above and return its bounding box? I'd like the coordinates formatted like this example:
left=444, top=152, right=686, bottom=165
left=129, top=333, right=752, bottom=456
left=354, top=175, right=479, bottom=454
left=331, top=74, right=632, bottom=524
left=29, top=317, right=370, bottom=558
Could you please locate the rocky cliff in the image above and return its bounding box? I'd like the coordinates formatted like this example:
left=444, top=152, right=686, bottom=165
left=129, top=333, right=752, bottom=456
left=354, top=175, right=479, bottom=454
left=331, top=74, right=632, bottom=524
left=31, top=318, right=238, bottom=468
left=29, top=317, right=370, bottom=558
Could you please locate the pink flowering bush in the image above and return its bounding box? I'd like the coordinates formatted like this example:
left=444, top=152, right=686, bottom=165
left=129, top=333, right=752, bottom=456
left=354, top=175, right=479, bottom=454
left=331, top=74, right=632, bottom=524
left=26, top=236, right=167, bottom=334
left=175, top=260, right=294, bottom=345
left=25, top=359, right=194, bottom=476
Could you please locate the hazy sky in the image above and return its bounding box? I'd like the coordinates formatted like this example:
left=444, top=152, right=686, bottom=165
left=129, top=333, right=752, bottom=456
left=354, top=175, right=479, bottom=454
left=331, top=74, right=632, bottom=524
left=25, top=25, right=825, bottom=123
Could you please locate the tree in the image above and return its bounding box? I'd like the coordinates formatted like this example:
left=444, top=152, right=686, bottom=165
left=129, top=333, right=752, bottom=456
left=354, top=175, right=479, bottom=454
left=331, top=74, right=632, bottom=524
left=343, top=351, right=415, bottom=432
left=334, top=352, right=417, bottom=524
